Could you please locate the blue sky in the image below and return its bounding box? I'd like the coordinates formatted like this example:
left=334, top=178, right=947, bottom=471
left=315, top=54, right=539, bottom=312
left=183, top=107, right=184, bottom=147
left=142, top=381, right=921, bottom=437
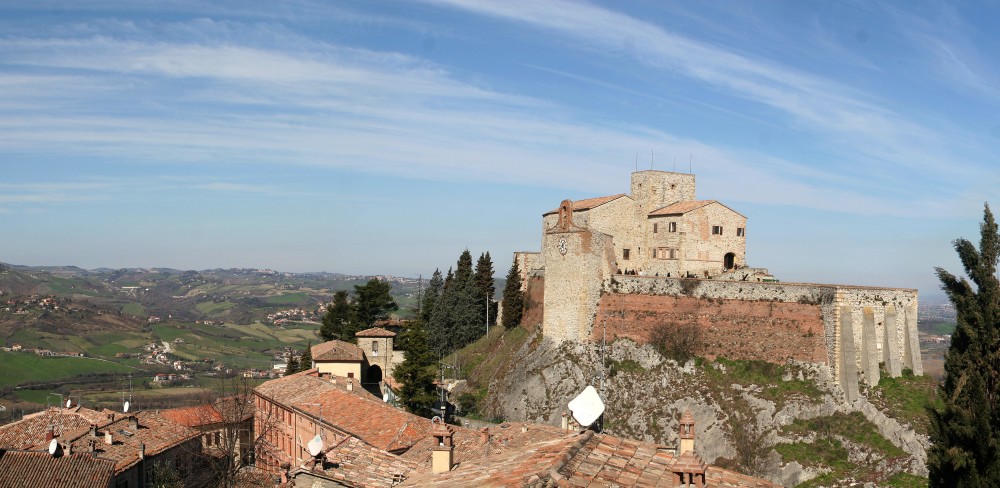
left=2, top=1, right=998, bottom=301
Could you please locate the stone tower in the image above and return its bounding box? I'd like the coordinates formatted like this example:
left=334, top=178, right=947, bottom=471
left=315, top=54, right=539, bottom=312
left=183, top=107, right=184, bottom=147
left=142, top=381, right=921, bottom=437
left=630, top=170, right=696, bottom=216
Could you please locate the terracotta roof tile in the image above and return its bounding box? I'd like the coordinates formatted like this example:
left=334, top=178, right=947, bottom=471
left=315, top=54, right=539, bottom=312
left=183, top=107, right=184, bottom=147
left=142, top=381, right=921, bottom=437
left=0, top=450, right=115, bottom=488
left=648, top=200, right=716, bottom=216
left=356, top=327, right=397, bottom=338
left=294, top=436, right=419, bottom=488
left=543, top=194, right=628, bottom=215
left=160, top=404, right=223, bottom=428
left=0, top=408, right=200, bottom=475
left=311, top=340, right=364, bottom=362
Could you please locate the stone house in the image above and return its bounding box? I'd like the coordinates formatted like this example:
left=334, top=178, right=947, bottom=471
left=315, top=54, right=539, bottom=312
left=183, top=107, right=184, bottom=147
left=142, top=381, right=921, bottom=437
left=310, top=327, right=405, bottom=386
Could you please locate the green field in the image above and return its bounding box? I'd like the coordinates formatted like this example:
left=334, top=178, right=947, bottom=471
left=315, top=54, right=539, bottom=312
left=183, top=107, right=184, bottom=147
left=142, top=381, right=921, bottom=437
left=0, top=353, right=137, bottom=388
left=121, top=302, right=146, bottom=316
left=195, top=301, right=236, bottom=314
left=264, top=292, right=310, bottom=305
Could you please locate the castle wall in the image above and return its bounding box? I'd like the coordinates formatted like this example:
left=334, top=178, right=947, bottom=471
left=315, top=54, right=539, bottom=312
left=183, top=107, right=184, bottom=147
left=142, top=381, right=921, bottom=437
left=599, top=276, right=920, bottom=399
left=542, top=227, right=616, bottom=343
left=592, top=294, right=827, bottom=363
left=513, top=252, right=542, bottom=292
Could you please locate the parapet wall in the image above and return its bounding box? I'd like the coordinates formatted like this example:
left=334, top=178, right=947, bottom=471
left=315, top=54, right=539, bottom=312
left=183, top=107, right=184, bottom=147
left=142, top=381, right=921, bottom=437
left=596, top=276, right=921, bottom=400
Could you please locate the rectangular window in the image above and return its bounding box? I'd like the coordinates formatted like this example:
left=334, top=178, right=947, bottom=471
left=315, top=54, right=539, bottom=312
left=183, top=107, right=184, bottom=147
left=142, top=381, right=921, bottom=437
left=737, top=227, right=745, bottom=237
left=712, top=225, right=723, bottom=235
left=347, top=372, right=355, bottom=379
left=668, top=222, right=677, bottom=233
left=623, top=249, right=630, bottom=260
left=652, top=248, right=657, bottom=258
left=372, top=341, right=378, bottom=355
left=653, top=223, right=658, bottom=233
left=669, top=249, right=677, bottom=259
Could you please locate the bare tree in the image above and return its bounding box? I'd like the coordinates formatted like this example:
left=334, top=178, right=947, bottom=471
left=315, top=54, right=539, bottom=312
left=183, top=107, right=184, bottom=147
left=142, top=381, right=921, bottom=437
left=650, top=321, right=702, bottom=363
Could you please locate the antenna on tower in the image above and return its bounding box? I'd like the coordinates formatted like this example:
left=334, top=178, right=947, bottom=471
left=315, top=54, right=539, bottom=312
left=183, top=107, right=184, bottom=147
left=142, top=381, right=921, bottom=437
left=634, top=152, right=638, bottom=172
left=689, top=155, right=693, bottom=174
left=650, top=149, right=654, bottom=170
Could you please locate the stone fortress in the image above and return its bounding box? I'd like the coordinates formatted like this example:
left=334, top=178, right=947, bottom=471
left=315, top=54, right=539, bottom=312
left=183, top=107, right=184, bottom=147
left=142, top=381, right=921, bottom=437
left=516, top=170, right=921, bottom=400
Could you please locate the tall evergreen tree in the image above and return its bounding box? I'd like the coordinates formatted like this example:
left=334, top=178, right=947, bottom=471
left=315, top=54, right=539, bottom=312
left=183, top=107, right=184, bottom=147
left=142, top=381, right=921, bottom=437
left=428, top=251, right=483, bottom=355
left=320, top=291, right=353, bottom=341
left=474, top=252, right=497, bottom=327
left=285, top=351, right=300, bottom=376
left=349, top=278, right=398, bottom=341
left=394, top=320, right=438, bottom=416
left=299, top=341, right=313, bottom=371
left=421, top=269, right=444, bottom=322
left=929, top=203, right=1000, bottom=486
left=444, top=267, right=454, bottom=291
left=501, top=258, right=525, bottom=329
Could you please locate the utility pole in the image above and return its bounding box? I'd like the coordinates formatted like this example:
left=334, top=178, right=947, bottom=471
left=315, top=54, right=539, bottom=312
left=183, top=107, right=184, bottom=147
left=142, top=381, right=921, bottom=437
left=486, top=291, right=490, bottom=337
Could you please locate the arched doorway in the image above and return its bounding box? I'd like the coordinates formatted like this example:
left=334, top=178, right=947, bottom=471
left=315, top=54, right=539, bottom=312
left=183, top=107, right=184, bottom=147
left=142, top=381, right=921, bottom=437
left=724, top=252, right=736, bottom=270
left=367, top=364, right=383, bottom=384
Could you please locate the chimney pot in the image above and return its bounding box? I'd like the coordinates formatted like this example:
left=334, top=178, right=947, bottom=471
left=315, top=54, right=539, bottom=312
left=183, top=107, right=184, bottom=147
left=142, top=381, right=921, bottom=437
left=45, top=428, right=54, bottom=442
left=346, top=378, right=353, bottom=391
left=105, top=431, right=113, bottom=445
left=129, top=415, right=138, bottom=430
left=479, top=428, right=489, bottom=444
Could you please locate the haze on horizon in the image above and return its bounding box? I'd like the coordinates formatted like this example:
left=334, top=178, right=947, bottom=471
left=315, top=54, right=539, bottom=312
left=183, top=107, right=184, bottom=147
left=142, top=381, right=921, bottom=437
left=3, top=1, right=998, bottom=302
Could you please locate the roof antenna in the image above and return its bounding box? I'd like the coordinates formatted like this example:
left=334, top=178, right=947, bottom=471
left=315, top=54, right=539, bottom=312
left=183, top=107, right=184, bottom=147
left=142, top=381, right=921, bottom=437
left=673, top=156, right=676, bottom=172
left=650, top=149, right=654, bottom=170
left=689, top=155, right=693, bottom=174
left=634, top=152, right=638, bottom=172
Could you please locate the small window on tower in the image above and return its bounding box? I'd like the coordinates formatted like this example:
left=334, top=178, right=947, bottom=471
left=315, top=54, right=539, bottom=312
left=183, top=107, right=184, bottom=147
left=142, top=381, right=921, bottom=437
left=712, top=226, right=723, bottom=235
left=653, top=223, right=658, bottom=233
left=737, top=227, right=745, bottom=237
left=668, top=222, right=677, bottom=232
left=623, top=249, right=631, bottom=260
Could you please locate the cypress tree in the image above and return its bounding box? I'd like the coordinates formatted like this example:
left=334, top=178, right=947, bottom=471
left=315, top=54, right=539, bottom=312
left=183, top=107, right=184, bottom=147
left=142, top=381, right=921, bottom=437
left=929, top=203, right=1000, bottom=486
left=421, top=269, right=444, bottom=322
left=474, top=252, right=497, bottom=327
left=428, top=251, right=483, bottom=355
left=285, top=351, right=300, bottom=376
left=299, top=341, right=313, bottom=371
left=501, top=258, right=524, bottom=329
left=347, top=278, right=398, bottom=342
left=394, top=320, right=438, bottom=416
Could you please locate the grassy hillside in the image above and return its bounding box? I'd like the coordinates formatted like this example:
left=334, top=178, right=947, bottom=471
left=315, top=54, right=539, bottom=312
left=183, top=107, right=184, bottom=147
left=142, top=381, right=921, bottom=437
left=0, top=353, right=136, bottom=388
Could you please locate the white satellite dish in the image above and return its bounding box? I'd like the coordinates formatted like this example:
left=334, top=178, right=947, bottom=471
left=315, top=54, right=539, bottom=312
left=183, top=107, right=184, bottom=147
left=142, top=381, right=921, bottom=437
left=567, top=385, right=605, bottom=428
left=48, top=439, right=59, bottom=456
left=65, top=399, right=72, bottom=408
left=307, top=434, right=324, bottom=457
left=382, top=392, right=390, bottom=402
left=123, top=401, right=130, bottom=413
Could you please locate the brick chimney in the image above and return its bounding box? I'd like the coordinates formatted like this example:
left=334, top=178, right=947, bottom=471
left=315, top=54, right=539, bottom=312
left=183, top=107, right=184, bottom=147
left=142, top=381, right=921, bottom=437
left=45, top=427, right=54, bottom=442
left=128, top=415, right=139, bottom=430
left=430, top=417, right=454, bottom=474
left=479, top=428, right=489, bottom=444
left=679, top=410, right=695, bottom=455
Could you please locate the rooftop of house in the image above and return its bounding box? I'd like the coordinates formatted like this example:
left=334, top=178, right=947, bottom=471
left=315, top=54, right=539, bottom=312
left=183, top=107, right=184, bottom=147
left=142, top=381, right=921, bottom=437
left=542, top=194, right=629, bottom=216
left=161, top=397, right=253, bottom=429
left=648, top=199, right=746, bottom=218
left=355, top=327, right=396, bottom=338
left=0, top=407, right=199, bottom=474
left=311, top=340, right=365, bottom=362
left=294, top=436, right=420, bottom=488
left=0, top=449, right=116, bottom=488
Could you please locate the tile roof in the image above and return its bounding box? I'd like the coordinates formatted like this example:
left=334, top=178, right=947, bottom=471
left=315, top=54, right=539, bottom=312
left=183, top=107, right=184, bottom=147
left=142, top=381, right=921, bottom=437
left=0, top=449, right=115, bottom=488
left=543, top=194, right=628, bottom=216
left=294, top=436, right=420, bottom=488
left=256, top=372, right=429, bottom=453
left=648, top=199, right=716, bottom=216
left=0, top=407, right=200, bottom=474
left=160, top=404, right=223, bottom=428
left=356, top=327, right=396, bottom=338
left=312, top=340, right=365, bottom=362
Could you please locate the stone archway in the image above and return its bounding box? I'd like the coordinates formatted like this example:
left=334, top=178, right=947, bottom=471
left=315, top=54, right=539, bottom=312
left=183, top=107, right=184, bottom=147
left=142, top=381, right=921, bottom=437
left=724, top=252, right=736, bottom=270
left=367, top=364, right=383, bottom=384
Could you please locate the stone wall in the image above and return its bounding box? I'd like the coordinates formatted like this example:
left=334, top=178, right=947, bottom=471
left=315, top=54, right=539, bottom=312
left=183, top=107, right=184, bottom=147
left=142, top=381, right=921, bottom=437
left=592, top=294, right=827, bottom=363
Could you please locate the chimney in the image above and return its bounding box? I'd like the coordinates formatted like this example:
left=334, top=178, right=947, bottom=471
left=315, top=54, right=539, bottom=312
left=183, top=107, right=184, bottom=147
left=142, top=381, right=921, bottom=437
left=679, top=410, right=695, bottom=455
left=479, top=428, right=489, bottom=444
left=346, top=378, right=353, bottom=392
left=140, top=443, right=145, bottom=460
left=105, top=431, right=113, bottom=445
left=88, top=440, right=96, bottom=453
left=63, top=442, right=73, bottom=456
left=45, top=427, right=54, bottom=442
left=128, top=415, right=139, bottom=430
left=430, top=417, right=455, bottom=474
left=90, top=424, right=98, bottom=438
left=561, top=412, right=569, bottom=431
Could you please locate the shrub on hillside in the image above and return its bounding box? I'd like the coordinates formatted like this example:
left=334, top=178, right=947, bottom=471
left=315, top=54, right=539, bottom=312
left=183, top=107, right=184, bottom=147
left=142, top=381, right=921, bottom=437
left=650, top=321, right=701, bottom=363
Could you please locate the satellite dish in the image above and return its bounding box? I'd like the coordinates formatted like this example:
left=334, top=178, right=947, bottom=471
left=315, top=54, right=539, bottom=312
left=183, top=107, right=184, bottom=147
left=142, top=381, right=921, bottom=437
left=123, top=401, right=130, bottom=413
left=307, top=434, right=324, bottom=457
left=65, top=399, right=72, bottom=408
left=382, top=392, right=390, bottom=402
left=48, top=439, right=59, bottom=456
left=567, top=385, right=605, bottom=428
